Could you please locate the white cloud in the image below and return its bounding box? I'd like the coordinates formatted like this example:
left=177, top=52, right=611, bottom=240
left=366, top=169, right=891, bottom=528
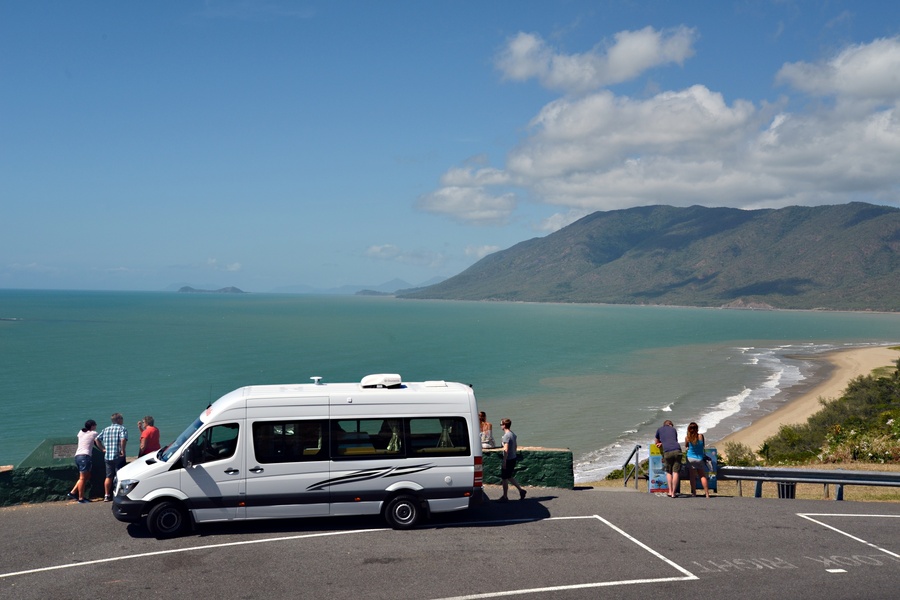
left=538, top=210, right=590, bottom=233
left=495, top=27, right=697, bottom=94
left=417, top=186, right=517, bottom=225
left=6, top=262, right=59, bottom=274
left=425, top=34, right=900, bottom=222
left=440, top=166, right=510, bottom=187
left=206, top=258, right=242, bottom=272
left=366, top=245, right=446, bottom=269
left=465, top=245, right=500, bottom=260
left=509, top=85, right=758, bottom=179
left=365, top=244, right=401, bottom=260
left=777, top=37, right=900, bottom=102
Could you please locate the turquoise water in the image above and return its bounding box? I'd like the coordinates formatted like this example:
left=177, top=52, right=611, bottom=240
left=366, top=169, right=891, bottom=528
left=2, top=289, right=899, bottom=481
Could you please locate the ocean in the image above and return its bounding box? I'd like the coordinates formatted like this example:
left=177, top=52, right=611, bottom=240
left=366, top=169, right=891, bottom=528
left=2, top=289, right=899, bottom=482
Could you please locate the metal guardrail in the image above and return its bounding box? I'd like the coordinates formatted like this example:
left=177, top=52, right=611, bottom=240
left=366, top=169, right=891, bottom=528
left=718, top=466, right=900, bottom=500
left=622, top=444, right=641, bottom=490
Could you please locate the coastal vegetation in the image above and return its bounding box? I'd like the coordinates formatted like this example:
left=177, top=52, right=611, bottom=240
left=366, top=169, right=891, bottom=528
left=729, top=355, right=900, bottom=466
left=399, top=202, right=900, bottom=311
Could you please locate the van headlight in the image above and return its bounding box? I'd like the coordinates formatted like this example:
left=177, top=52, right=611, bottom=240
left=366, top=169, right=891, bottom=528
left=117, top=479, right=139, bottom=496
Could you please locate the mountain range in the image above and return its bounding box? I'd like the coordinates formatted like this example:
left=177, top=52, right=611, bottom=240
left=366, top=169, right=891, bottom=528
left=398, top=202, right=900, bottom=311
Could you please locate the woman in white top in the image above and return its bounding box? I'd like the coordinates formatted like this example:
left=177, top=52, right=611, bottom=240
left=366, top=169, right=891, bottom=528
left=479, top=411, right=495, bottom=448
left=67, top=419, right=100, bottom=503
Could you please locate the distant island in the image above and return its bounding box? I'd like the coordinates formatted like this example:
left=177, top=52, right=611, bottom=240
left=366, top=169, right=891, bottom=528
left=177, top=286, right=247, bottom=294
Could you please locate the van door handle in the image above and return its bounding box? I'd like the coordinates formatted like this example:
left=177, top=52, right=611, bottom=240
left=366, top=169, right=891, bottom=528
left=224, top=468, right=240, bottom=475
left=249, top=466, right=264, bottom=473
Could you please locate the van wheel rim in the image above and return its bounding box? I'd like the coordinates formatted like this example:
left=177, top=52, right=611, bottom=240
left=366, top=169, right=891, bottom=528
left=394, top=505, right=412, bottom=523
left=157, top=509, right=181, bottom=532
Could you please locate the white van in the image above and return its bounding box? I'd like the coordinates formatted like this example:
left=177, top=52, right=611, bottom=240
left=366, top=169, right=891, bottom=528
left=112, top=374, right=484, bottom=538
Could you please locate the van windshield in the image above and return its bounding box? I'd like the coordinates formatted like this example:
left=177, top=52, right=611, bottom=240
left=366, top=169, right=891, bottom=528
left=160, top=417, right=203, bottom=462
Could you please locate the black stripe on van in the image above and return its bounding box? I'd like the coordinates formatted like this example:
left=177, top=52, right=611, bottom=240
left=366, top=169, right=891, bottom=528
left=306, top=464, right=435, bottom=491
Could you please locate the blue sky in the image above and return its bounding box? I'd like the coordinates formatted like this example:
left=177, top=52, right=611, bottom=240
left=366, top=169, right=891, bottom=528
left=3, top=1, right=900, bottom=292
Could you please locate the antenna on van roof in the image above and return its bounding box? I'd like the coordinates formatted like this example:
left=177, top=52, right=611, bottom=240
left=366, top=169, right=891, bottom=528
left=311, top=376, right=323, bottom=385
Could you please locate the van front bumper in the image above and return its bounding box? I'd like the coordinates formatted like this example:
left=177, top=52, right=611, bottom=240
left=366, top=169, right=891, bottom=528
left=112, top=496, right=147, bottom=523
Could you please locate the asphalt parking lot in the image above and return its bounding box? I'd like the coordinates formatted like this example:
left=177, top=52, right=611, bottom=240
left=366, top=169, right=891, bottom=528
left=2, top=486, right=899, bottom=600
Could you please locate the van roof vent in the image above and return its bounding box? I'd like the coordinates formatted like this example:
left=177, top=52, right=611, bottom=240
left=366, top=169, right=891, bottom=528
left=360, top=373, right=403, bottom=389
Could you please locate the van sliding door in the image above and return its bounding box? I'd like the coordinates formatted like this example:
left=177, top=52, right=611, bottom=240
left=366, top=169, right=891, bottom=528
left=245, top=413, right=331, bottom=518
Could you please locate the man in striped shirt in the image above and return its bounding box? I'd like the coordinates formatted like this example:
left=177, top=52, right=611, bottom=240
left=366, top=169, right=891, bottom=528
left=96, top=412, right=128, bottom=502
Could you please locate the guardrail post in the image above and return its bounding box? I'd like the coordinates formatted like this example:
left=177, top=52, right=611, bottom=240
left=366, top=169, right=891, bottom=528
left=754, top=481, right=763, bottom=498
left=834, top=484, right=844, bottom=501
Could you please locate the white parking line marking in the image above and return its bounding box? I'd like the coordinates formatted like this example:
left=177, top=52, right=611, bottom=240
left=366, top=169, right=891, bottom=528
left=1, top=513, right=696, bottom=591
left=797, top=513, right=900, bottom=558
left=431, top=515, right=697, bottom=600
left=826, top=569, right=847, bottom=573
left=0, top=528, right=386, bottom=580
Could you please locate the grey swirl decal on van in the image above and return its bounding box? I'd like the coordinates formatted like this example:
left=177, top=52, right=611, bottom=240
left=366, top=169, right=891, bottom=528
left=307, top=464, right=433, bottom=491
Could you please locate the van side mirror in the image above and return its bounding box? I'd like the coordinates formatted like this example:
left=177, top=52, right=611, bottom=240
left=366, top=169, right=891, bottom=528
left=181, top=445, right=196, bottom=469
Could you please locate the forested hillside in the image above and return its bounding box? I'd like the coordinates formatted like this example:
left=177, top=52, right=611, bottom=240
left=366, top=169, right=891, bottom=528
left=400, top=203, right=900, bottom=311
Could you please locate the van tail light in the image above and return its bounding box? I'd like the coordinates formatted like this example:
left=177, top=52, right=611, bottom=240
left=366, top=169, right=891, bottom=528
left=474, top=455, right=483, bottom=488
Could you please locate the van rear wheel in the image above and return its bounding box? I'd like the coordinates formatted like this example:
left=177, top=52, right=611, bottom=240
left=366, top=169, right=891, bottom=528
left=146, top=500, right=187, bottom=539
left=384, top=494, right=421, bottom=529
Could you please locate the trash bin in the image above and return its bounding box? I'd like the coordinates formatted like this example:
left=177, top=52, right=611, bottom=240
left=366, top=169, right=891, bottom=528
left=776, top=482, right=796, bottom=499
left=676, top=462, right=691, bottom=494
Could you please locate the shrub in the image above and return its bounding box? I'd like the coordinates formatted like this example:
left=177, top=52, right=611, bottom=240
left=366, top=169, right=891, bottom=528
left=723, top=442, right=758, bottom=466
left=764, top=424, right=820, bottom=462
left=760, top=358, right=900, bottom=465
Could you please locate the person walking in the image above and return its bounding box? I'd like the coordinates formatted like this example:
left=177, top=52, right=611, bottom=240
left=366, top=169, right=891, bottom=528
left=66, top=419, right=100, bottom=504
left=138, top=415, right=160, bottom=457
left=684, top=422, right=711, bottom=498
left=498, top=418, right=526, bottom=502
left=655, top=419, right=682, bottom=498
left=96, top=412, right=128, bottom=502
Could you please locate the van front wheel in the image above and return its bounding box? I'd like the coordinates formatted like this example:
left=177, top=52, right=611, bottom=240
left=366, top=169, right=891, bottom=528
left=146, top=500, right=187, bottom=539
left=384, top=494, right=421, bottom=529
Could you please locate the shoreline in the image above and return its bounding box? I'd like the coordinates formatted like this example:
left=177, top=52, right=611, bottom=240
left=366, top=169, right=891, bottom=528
left=713, top=345, right=899, bottom=452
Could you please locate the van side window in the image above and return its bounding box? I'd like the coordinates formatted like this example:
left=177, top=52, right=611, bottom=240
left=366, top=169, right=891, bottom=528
left=191, top=423, right=239, bottom=465
left=332, top=419, right=404, bottom=459
left=253, top=420, right=328, bottom=463
left=408, top=417, right=470, bottom=456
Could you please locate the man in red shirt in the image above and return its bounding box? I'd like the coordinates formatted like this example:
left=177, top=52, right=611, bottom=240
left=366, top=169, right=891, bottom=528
left=138, top=415, right=161, bottom=457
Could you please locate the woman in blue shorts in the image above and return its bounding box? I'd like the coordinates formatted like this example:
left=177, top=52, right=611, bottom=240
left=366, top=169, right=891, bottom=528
left=685, top=422, right=711, bottom=498
left=67, top=419, right=99, bottom=504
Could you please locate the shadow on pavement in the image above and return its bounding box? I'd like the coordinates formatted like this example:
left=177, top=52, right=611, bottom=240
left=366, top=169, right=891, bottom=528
left=123, top=493, right=556, bottom=539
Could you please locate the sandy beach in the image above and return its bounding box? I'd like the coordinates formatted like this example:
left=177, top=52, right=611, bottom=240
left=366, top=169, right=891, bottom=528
left=715, top=345, right=899, bottom=452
